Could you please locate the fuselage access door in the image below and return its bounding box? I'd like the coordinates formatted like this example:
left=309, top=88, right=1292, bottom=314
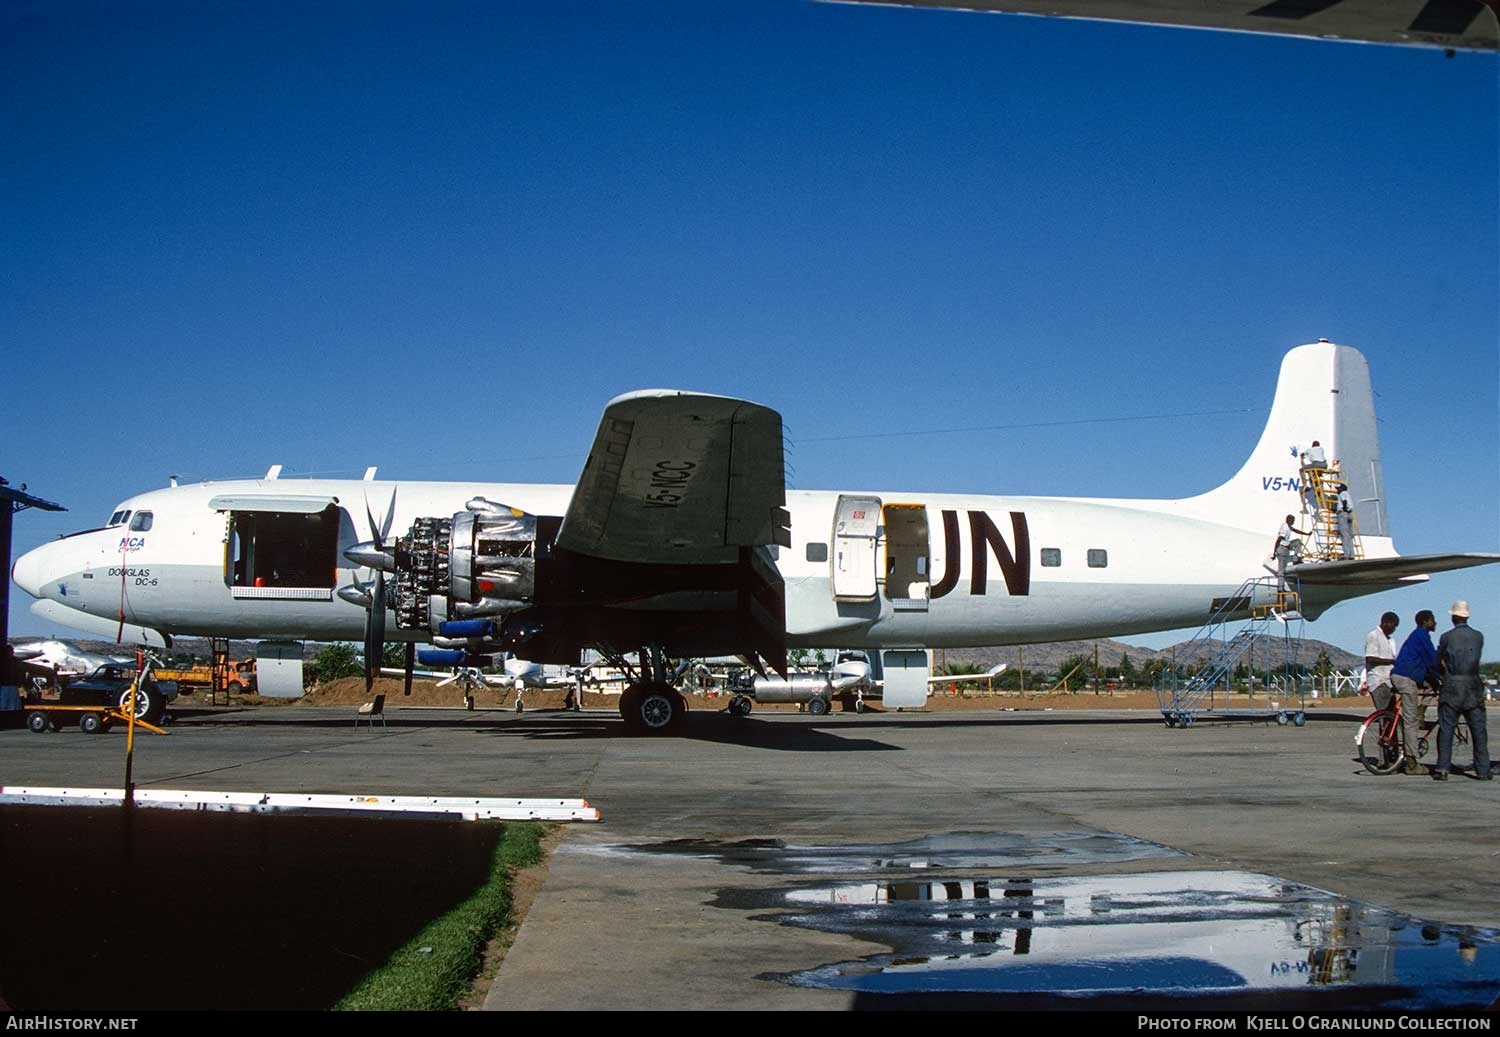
left=832, top=495, right=881, bottom=602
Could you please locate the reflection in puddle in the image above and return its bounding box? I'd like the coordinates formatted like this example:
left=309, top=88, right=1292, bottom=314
left=626, top=830, right=1184, bottom=874
left=763, top=870, right=1500, bottom=1009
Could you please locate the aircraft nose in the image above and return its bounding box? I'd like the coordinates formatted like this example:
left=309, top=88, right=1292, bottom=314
left=12, top=540, right=59, bottom=599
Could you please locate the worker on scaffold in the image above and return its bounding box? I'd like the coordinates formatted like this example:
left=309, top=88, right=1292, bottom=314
left=1269, top=514, right=1310, bottom=586
left=1299, top=440, right=1328, bottom=515
left=1335, top=482, right=1356, bottom=560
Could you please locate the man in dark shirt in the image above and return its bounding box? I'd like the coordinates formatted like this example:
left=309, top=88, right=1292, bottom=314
left=1434, top=601, right=1490, bottom=782
left=1391, top=610, right=1438, bottom=775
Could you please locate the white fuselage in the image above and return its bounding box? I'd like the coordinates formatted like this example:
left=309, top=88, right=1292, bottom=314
left=12, top=474, right=1388, bottom=649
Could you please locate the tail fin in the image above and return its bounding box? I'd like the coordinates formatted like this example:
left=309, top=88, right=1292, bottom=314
left=1179, top=341, right=1388, bottom=541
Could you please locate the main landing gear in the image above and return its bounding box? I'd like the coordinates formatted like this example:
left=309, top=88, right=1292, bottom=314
left=618, top=681, right=688, bottom=733
left=612, top=645, right=690, bottom=734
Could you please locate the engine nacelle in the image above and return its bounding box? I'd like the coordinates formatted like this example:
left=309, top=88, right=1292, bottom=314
left=392, top=499, right=537, bottom=634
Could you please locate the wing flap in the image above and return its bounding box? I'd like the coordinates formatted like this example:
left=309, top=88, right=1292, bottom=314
left=1288, top=552, right=1500, bottom=585
left=557, top=390, right=789, bottom=565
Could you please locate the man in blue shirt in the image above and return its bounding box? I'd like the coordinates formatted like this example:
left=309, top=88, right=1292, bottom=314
left=1389, top=609, right=1438, bottom=775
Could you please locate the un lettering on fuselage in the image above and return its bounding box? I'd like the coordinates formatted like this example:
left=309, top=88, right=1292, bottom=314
left=931, top=510, right=1030, bottom=599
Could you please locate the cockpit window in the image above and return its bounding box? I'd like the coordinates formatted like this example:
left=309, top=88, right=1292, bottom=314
left=129, top=511, right=153, bottom=532
left=107, top=510, right=132, bottom=527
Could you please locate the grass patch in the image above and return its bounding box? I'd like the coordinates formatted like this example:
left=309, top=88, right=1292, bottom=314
left=334, top=822, right=547, bottom=1011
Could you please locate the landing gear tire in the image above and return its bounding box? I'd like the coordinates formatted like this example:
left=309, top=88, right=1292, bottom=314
left=26, top=711, right=49, bottom=734
left=1293, top=711, right=1306, bottom=727
left=854, top=699, right=865, bottom=714
left=118, top=684, right=165, bottom=725
left=728, top=694, right=753, bottom=717
left=464, top=694, right=475, bottom=712
left=622, top=682, right=682, bottom=733
left=80, top=712, right=105, bottom=734
left=807, top=696, right=830, bottom=717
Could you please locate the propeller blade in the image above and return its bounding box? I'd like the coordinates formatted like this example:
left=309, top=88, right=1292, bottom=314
left=363, top=487, right=398, bottom=548
left=403, top=641, right=415, bottom=697
left=363, top=571, right=386, bottom=693
left=337, top=581, right=373, bottom=608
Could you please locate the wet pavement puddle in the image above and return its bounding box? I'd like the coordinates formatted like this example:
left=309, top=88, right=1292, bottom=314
left=752, top=870, right=1500, bottom=1008
left=623, top=833, right=1500, bottom=1009
left=616, top=830, right=1186, bottom=874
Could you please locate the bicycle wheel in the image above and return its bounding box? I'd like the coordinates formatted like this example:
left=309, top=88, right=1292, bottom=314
left=1356, top=710, right=1403, bottom=775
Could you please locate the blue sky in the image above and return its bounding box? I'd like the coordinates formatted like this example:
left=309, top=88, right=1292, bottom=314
left=4, top=0, right=1497, bottom=657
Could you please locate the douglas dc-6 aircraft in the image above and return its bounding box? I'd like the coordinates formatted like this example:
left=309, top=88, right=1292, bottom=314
left=11, top=342, right=1498, bottom=731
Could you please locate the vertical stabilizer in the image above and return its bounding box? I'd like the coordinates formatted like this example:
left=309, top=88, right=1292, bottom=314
left=1177, top=342, right=1387, bottom=540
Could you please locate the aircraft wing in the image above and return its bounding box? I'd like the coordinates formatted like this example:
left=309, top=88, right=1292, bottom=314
left=835, top=0, right=1500, bottom=51
left=1288, top=552, right=1500, bottom=585
left=556, top=390, right=791, bottom=565
left=378, top=667, right=510, bottom=686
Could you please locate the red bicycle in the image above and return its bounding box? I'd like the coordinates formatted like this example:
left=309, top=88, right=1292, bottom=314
left=1355, top=689, right=1466, bottom=775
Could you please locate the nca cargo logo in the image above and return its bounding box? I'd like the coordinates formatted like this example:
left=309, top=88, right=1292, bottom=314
left=117, top=537, right=146, bottom=552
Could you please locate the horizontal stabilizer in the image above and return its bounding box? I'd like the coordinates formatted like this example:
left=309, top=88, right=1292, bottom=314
left=1288, top=553, right=1500, bottom=586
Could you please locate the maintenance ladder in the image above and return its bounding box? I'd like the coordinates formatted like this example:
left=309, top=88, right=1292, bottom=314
left=1155, top=575, right=1309, bottom=727
left=1301, top=463, right=1364, bottom=562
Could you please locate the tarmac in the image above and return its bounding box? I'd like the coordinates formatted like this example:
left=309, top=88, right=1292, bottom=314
left=2, top=701, right=1497, bottom=1010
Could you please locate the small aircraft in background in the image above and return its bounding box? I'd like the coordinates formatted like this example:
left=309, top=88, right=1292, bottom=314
left=11, top=639, right=135, bottom=687
left=928, top=663, right=1009, bottom=690
left=380, top=652, right=599, bottom=711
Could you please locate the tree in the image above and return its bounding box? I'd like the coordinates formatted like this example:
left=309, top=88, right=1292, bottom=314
left=311, top=642, right=362, bottom=685
left=1142, top=657, right=1172, bottom=685
left=1314, top=649, right=1332, bottom=679
left=937, top=660, right=987, bottom=677
left=1056, top=654, right=1091, bottom=689
left=786, top=648, right=830, bottom=671
left=1119, top=653, right=1136, bottom=688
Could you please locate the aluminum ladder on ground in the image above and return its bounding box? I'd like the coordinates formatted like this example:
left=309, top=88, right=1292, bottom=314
left=1154, top=575, right=1308, bottom=727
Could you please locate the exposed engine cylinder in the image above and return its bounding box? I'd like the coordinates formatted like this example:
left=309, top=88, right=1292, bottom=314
left=392, top=499, right=537, bottom=633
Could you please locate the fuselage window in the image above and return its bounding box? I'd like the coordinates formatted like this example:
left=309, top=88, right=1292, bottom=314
left=1041, top=548, right=1061, bottom=567
left=1087, top=549, right=1108, bottom=568
left=129, top=511, right=153, bottom=532
left=806, top=542, right=829, bottom=563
